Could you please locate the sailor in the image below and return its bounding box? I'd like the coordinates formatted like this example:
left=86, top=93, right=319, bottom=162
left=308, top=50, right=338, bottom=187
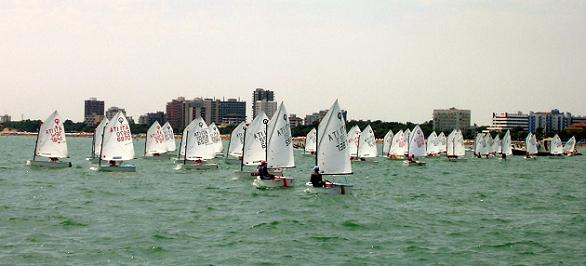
left=49, top=157, right=59, bottom=162
left=256, top=161, right=274, bottom=180
left=408, top=153, right=416, bottom=163
left=501, top=153, right=507, bottom=160
left=310, top=166, right=325, bottom=187
left=109, top=160, right=117, bottom=167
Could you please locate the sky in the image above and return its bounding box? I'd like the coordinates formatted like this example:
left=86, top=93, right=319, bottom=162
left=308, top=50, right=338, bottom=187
left=1, top=0, right=585, bottom=125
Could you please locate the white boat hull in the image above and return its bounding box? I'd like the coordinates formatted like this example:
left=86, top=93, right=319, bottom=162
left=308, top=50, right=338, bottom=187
left=403, top=160, right=426, bottom=166
left=252, top=176, right=295, bottom=188
left=144, top=153, right=173, bottom=160
left=304, top=182, right=353, bottom=195
left=176, top=163, right=219, bottom=170
left=98, top=165, right=136, bottom=172
left=85, top=157, right=100, bottom=163
left=27, top=160, right=72, bottom=168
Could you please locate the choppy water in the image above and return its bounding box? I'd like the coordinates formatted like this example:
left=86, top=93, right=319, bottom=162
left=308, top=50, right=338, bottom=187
left=0, top=136, right=584, bottom=265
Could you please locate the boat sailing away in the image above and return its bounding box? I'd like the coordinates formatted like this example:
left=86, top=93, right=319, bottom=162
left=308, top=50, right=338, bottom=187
left=87, top=117, right=108, bottom=163
left=563, top=136, right=578, bottom=156
left=446, top=129, right=466, bottom=161
left=162, top=122, right=176, bottom=156
left=403, top=125, right=426, bottom=166
left=96, top=111, right=136, bottom=172
left=144, top=121, right=168, bottom=159
left=381, top=130, right=393, bottom=157
left=209, top=122, right=224, bottom=158
left=225, top=121, right=246, bottom=164
left=305, top=100, right=353, bottom=195
left=304, top=128, right=317, bottom=156
left=426, top=131, right=440, bottom=157
left=549, top=134, right=564, bottom=157
left=347, top=125, right=361, bottom=160
left=356, top=124, right=378, bottom=161
left=525, top=132, right=538, bottom=159
left=176, top=118, right=218, bottom=170
left=27, top=111, right=72, bottom=168
left=388, top=130, right=406, bottom=160
left=501, top=130, right=513, bottom=159
left=438, top=132, right=447, bottom=154
left=235, top=112, right=271, bottom=178
left=252, top=102, right=295, bottom=188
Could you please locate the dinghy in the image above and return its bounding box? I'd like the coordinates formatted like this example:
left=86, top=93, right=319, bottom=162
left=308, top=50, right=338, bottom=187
left=253, top=102, right=295, bottom=188
left=356, top=125, right=377, bottom=161
left=426, top=131, right=440, bottom=157
left=27, top=111, right=72, bottom=168
left=446, top=129, right=466, bottom=161
left=493, top=135, right=501, bottom=155
left=86, top=118, right=108, bottom=163
left=209, top=122, right=224, bottom=158
left=304, top=128, right=317, bottom=156
left=549, top=134, right=564, bottom=157
left=176, top=118, right=218, bottom=170
left=381, top=130, right=393, bottom=157
left=225, top=121, right=246, bottom=164
left=500, top=130, right=513, bottom=160
left=403, top=128, right=411, bottom=156
left=347, top=125, right=361, bottom=160
left=162, top=122, right=176, bottom=157
left=525, top=133, right=538, bottom=160
left=403, top=125, right=426, bottom=166
left=563, top=136, right=577, bottom=156
left=438, top=132, right=447, bottom=154
left=144, top=121, right=168, bottom=159
left=484, top=133, right=494, bottom=158
left=387, top=130, right=406, bottom=160
left=97, top=112, right=136, bottom=172
left=235, top=112, right=270, bottom=178
left=305, top=100, right=353, bottom=195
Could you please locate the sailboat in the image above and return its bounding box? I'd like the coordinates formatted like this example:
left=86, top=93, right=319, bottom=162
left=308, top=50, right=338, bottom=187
left=253, top=102, right=295, bottom=188
left=356, top=124, right=377, bottom=161
left=388, top=130, right=406, bottom=160
left=304, top=128, right=317, bottom=156
left=347, top=125, right=361, bottom=160
left=446, top=129, right=466, bottom=161
left=403, top=125, right=426, bottom=166
left=492, top=135, right=501, bottom=155
left=305, top=100, right=353, bottom=195
left=501, top=130, right=512, bottom=159
left=97, top=111, right=136, bottom=172
left=86, top=118, right=109, bottom=163
left=403, top=128, right=411, bottom=156
left=209, top=122, right=224, bottom=158
left=235, top=112, right=270, bottom=178
left=438, top=132, right=447, bottom=154
left=549, top=134, right=564, bottom=156
left=563, top=136, right=577, bottom=156
left=485, top=133, right=494, bottom=157
left=381, top=130, right=393, bottom=157
left=27, top=111, right=72, bottom=168
left=144, top=121, right=168, bottom=159
left=162, top=122, right=176, bottom=157
left=176, top=118, right=218, bottom=170
left=426, top=131, right=440, bottom=157
left=525, top=132, right=538, bottom=159
left=225, top=121, right=246, bottom=164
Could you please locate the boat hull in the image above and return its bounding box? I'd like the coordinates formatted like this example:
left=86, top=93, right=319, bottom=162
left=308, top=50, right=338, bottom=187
left=176, top=163, right=219, bottom=170
left=234, top=169, right=284, bottom=178
left=27, top=160, right=72, bottom=168
left=403, top=160, right=426, bottom=166
left=98, top=165, right=136, bottom=172
left=252, top=176, right=295, bottom=188
left=304, top=182, right=353, bottom=195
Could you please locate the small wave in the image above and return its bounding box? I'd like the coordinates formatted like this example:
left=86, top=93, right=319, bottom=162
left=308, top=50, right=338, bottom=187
left=341, top=220, right=362, bottom=229
left=153, top=233, right=175, bottom=240
left=310, top=235, right=349, bottom=242
left=60, top=218, right=88, bottom=227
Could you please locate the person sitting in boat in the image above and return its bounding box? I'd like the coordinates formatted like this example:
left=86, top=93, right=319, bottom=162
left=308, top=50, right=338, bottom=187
left=447, top=154, right=457, bottom=160
left=501, top=153, right=507, bottom=160
left=407, top=154, right=416, bottom=163
left=310, top=166, right=325, bottom=187
left=49, top=157, right=59, bottom=162
left=254, top=161, right=274, bottom=180
left=194, top=158, right=205, bottom=165
left=109, top=160, right=118, bottom=167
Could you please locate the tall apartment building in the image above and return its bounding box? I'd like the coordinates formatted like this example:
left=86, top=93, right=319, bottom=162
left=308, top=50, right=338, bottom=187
left=138, top=111, right=166, bottom=125
left=304, top=110, right=348, bottom=125
left=528, top=109, right=572, bottom=134
left=252, top=88, right=276, bottom=118
left=166, top=97, right=186, bottom=130
left=84, top=97, right=105, bottom=125
left=0, top=114, right=11, bottom=123
left=289, top=114, right=304, bottom=127
left=106, top=106, right=127, bottom=120
left=166, top=97, right=246, bottom=130
left=219, top=98, right=246, bottom=125
left=488, top=112, right=528, bottom=131
left=432, top=108, right=471, bottom=131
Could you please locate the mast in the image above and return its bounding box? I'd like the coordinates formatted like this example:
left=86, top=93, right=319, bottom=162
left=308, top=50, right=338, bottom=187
left=263, top=118, right=269, bottom=162
left=144, top=131, right=148, bottom=157
left=183, top=131, right=189, bottom=165
left=177, top=131, right=183, bottom=160
left=225, top=131, right=231, bottom=158
left=315, top=124, right=319, bottom=167
left=98, top=122, right=107, bottom=166
left=355, top=134, right=361, bottom=159
left=91, top=130, right=96, bottom=158
left=240, top=127, right=247, bottom=172
left=32, top=122, right=41, bottom=161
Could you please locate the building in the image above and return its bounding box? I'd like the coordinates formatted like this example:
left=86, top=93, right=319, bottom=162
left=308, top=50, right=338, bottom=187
left=565, top=122, right=586, bottom=134
left=138, top=111, right=166, bottom=125
left=219, top=98, right=246, bottom=125
left=0, top=114, right=11, bottom=123
left=84, top=98, right=104, bottom=125
left=106, top=106, right=127, bottom=120
left=166, top=97, right=186, bottom=130
left=572, top=116, right=586, bottom=124
left=252, top=88, right=276, bottom=118
left=528, top=109, right=572, bottom=134
left=488, top=112, right=528, bottom=131
left=289, top=114, right=304, bottom=127
left=304, top=109, right=348, bottom=125
left=432, top=108, right=471, bottom=131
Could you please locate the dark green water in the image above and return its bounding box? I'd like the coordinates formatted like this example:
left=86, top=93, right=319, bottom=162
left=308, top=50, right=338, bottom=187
left=1, top=136, right=584, bottom=265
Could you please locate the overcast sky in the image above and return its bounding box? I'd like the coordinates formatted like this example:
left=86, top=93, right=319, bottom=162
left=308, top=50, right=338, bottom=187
left=1, top=0, right=585, bottom=125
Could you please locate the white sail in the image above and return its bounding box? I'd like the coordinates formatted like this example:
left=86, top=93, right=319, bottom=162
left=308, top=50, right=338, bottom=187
left=526, top=133, right=538, bottom=155
left=502, top=130, right=512, bottom=155
left=145, top=121, right=167, bottom=156
left=317, top=100, right=352, bottom=175
left=36, top=110, right=68, bottom=158
left=185, top=118, right=215, bottom=160
left=267, top=102, right=295, bottom=168
left=382, top=130, right=394, bottom=156
left=426, top=131, right=439, bottom=155
left=209, top=122, right=223, bottom=155
left=550, top=134, right=564, bottom=155
left=483, top=133, right=493, bottom=155
left=228, top=121, right=246, bottom=157
left=179, top=120, right=197, bottom=158
left=563, top=136, right=576, bottom=153
left=304, top=128, right=317, bottom=153
left=93, top=118, right=109, bottom=157
left=357, top=125, right=377, bottom=158
left=243, top=112, right=269, bottom=166
left=404, top=128, right=411, bottom=155
left=389, top=130, right=406, bottom=156
left=454, top=130, right=465, bottom=156
left=408, top=125, right=426, bottom=157
left=162, top=122, right=176, bottom=152
left=475, top=133, right=488, bottom=155
left=347, top=125, right=361, bottom=157
left=438, top=132, right=447, bottom=153
left=447, top=130, right=456, bottom=156
left=492, top=135, right=501, bottom=154
left=100, top=112, right=135, bottom=161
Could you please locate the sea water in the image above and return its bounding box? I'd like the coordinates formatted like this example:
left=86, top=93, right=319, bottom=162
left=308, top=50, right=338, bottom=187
left=0, top=136, right=584, bottom=264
